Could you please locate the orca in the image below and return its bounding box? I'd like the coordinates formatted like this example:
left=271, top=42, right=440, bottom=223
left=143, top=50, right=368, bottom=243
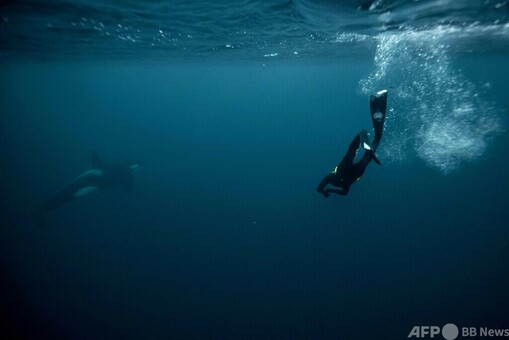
left=38, top=152, right=143, bottom=226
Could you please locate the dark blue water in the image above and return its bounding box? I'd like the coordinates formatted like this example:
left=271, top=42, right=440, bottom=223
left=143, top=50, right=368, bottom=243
left=1, top=1, right=509, bottom=339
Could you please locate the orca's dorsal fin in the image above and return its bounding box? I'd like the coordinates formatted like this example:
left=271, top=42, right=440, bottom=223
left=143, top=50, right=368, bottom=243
left=91, top=151, right=106, bottom=169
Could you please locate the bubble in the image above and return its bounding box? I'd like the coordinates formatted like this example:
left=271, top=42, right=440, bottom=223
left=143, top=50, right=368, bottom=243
left=359, top=28, right=502, bottom=173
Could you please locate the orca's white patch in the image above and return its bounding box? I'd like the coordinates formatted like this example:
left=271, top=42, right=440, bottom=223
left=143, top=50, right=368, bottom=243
left=75, top=169, right=104, bottom=180
left=74, top=186, right=99, bottom=198
left=373, top=111, right=383, bottom=121
left=129, top=164, right=142, bottom=173
left=363, top=142, right=371, bottom=150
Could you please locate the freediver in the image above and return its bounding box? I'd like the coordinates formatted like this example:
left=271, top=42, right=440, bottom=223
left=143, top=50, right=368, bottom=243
left=317, top=89, right=388, bottom=197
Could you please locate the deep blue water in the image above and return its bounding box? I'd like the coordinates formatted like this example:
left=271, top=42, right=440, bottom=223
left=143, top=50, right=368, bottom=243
left=1, top=1, right=509, bottom=339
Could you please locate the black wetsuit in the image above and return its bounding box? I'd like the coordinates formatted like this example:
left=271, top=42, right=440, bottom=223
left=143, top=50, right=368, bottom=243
left=317, top=131, right=375, bottom=197
left=317, top=89, right=387, bottom=197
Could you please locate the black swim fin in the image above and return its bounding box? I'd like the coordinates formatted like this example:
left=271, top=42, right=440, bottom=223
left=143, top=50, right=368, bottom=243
left=370, top=89, right=388, bottom=148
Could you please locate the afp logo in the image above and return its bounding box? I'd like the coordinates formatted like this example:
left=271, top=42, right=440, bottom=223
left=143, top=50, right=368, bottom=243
left=408, top=324, right=459, bottom=340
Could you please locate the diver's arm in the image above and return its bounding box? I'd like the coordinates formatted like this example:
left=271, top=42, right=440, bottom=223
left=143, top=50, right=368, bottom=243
left=317, top=173, right=335, bottom=197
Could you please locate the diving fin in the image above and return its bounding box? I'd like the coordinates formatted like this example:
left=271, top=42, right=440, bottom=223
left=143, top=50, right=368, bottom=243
left=370, top=89, right=388, bottom=148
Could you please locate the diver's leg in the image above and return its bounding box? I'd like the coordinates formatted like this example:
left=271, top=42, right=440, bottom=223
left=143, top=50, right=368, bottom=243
left=359, top=129, right=372, bottom=150
left=350, top=152, right=373, bottom=180
left=357, top=152, right=373, bottom=168
left=359, top=127, right=382, bottom=165
left=317, top=173, right=335, bottom=195
left=337, top=133, right=361, bottom=169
